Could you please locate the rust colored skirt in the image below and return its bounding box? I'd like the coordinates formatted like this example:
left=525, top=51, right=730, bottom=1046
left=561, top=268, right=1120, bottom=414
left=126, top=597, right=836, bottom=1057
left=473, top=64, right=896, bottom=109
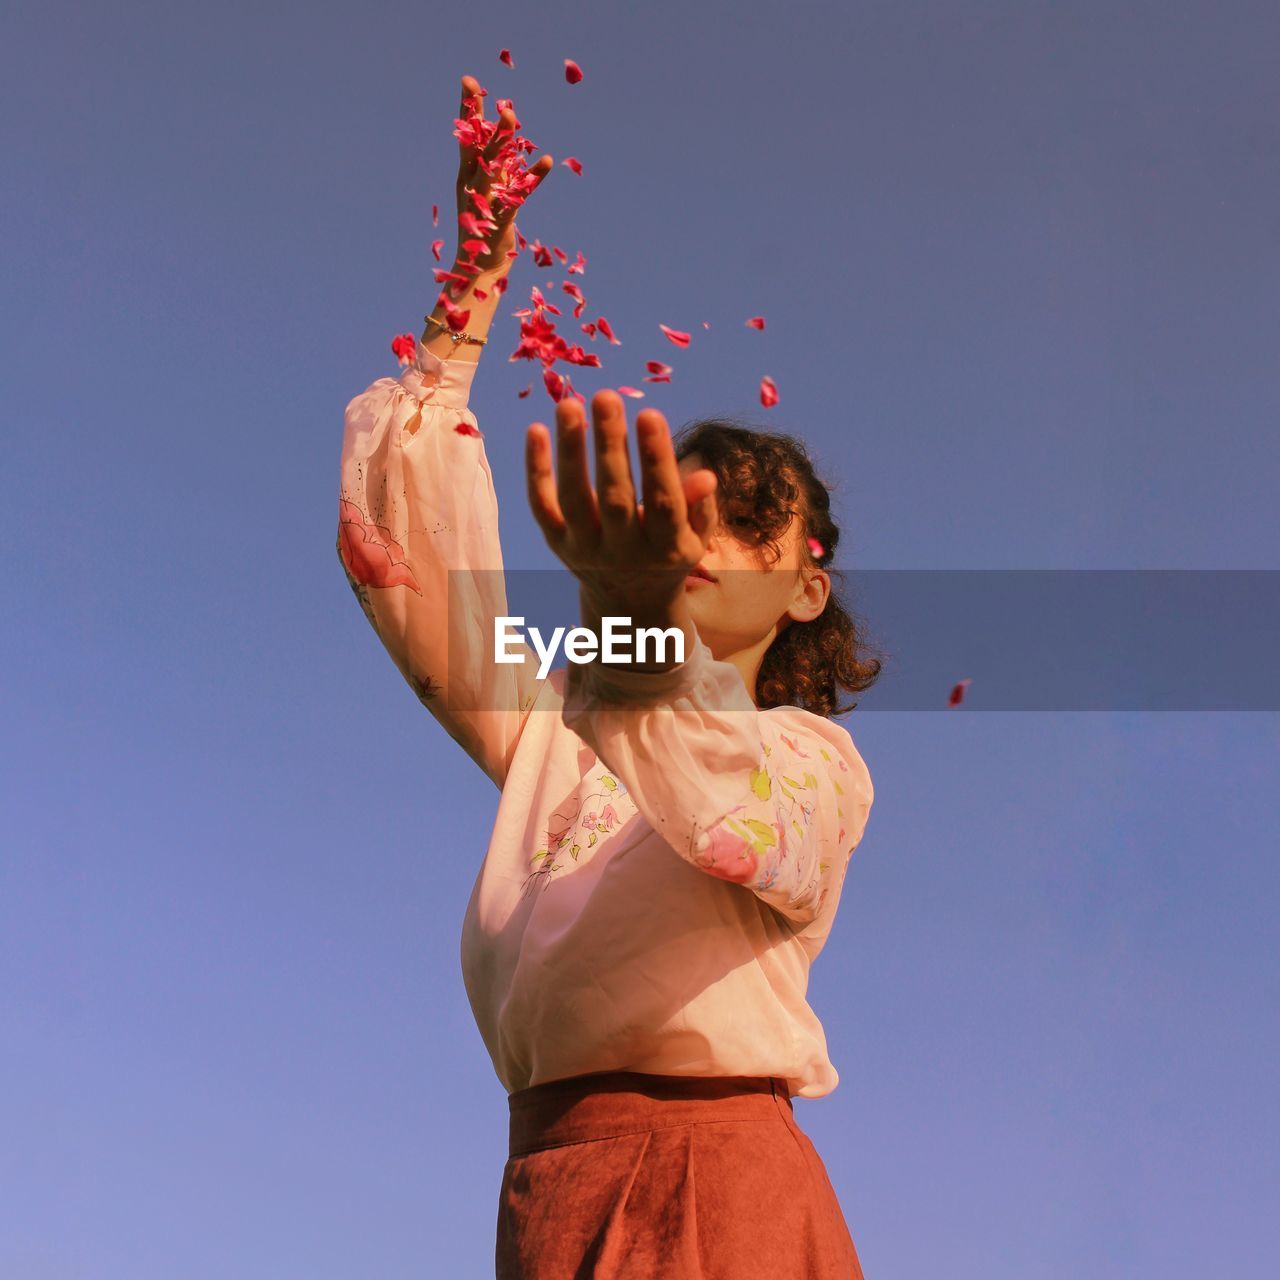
left=495, top=1070, right=865, bottom=1279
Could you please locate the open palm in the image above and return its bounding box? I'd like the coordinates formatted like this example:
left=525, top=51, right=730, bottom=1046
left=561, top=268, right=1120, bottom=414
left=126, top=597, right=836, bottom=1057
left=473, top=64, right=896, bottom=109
left=526, top=390, right=720, bottom=613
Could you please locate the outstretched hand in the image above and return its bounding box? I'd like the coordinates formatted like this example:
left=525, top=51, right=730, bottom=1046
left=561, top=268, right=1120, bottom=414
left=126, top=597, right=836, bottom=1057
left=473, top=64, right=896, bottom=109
left=526, top=390, right=721, bottom=615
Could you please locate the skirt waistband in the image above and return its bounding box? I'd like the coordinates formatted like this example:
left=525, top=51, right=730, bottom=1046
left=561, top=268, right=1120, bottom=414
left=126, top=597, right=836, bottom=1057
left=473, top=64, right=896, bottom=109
left=506, top=1071, right=792, bottom=1158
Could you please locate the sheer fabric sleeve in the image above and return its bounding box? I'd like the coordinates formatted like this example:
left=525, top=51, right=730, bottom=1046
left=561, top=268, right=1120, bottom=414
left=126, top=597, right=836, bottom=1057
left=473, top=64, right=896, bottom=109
left=560, top=636, right=874, bottom=926
left=337, top=338, right=541, bottom=791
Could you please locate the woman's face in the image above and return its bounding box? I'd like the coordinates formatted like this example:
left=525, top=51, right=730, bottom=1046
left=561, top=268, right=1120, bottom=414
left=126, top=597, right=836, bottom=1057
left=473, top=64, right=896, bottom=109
left=675, top=453, right=829, bottom=672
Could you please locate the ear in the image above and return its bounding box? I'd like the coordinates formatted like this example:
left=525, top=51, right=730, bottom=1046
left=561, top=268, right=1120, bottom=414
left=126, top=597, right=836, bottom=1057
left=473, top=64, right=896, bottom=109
left=789, top=567, right=830, bottom=624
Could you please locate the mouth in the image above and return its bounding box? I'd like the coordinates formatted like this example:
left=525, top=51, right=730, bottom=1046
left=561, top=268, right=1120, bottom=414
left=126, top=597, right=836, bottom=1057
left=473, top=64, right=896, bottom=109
left=686, top=565, right=717, bottom=582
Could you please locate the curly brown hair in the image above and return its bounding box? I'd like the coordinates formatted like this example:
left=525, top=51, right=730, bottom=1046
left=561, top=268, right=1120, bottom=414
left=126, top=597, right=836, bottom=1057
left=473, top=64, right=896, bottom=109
left=671, top=415, right=887, bottom=719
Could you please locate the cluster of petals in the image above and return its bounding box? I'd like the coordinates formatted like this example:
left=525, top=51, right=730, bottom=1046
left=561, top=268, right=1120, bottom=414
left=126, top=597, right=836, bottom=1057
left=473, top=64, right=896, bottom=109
left=412, top=62, right=781, bottom=410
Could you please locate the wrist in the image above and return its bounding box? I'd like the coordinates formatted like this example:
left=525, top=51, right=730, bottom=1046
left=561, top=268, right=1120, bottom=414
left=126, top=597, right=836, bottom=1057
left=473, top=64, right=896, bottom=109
left=579, top=583, right=696, bottom=674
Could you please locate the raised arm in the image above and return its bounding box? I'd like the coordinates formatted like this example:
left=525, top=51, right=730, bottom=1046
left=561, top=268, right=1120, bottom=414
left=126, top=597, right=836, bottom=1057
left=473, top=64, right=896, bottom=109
left=335, top=75, right=555, bottom=789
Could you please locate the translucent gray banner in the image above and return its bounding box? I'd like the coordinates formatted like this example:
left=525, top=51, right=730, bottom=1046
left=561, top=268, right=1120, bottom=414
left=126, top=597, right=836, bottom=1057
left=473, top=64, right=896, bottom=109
left=444, top=569, right=1280, bottom=711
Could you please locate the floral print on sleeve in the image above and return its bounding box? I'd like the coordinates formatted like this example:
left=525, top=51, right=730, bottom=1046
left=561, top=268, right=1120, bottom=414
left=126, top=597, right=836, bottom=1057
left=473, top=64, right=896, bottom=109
left=336, top=343, right=542, bottom=791
left=560, top=638, right=873, bottom=927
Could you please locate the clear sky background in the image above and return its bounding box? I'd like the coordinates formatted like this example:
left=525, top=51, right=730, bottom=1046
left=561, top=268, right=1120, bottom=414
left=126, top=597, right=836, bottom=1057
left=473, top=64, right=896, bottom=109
left=4, top=2, right=1278, bottom=1276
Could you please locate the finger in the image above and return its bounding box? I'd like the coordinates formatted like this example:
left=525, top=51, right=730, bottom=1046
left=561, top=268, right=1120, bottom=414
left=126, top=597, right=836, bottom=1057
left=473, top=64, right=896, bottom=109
left=525, top=423, right=567, bottom=544
left=590, top=389, right=638, bottom=535
left=633, top=410, right=691, bottom=550
left=529, top=154, right=555, bottom=188
left=458, top=75, right=485, bottom=177
left=554, top=397, right=599, bottom=535
left=475, top=106, right=514, bottom=195
left=683, top=474, right=719, bottom=551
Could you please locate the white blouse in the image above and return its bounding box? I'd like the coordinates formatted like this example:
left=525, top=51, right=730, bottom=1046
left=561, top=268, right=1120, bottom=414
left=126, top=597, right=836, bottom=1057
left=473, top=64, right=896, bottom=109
left=337, top=338, right=875, bottom=1099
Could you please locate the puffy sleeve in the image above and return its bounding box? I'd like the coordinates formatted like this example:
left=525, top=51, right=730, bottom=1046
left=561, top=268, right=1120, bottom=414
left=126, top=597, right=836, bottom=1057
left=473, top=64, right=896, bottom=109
left=337, top=337, right=542, bottom=791
left=560, top=636, right=874, bottom=927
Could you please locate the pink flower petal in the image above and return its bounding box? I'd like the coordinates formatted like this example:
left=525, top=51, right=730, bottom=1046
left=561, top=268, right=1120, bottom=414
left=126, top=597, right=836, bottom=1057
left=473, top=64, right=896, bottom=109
left=746, top=316, right=765, bottom=330
left=529, top=285, right=562, bottom=317
left=948, top=679, right=972, bottom=708
left=760, top=375, right=778, bottom=407
left=566, top=251, right=587, bottom=275
left=564, top=58, right=583, bottom=84
left=552, top=245, right=568, bottom=262
left=390, top=333, right=416, bottom=362
left=543, top=367, right=566, bottom=400
left=499, top=48, right=514, bottom=67
left=454, top=419, right=482, bottom=437
left=432, top=204, right=438, bottom=227
left=645, top=360, right=673, bottom=376
left=806, top=536, right=825, bottom=558
left=617, top=386, right=645, bottom=398
left=518, top=383, right=532, bottom=398
left=659, top=323, right=691, bottom=347
left=563, top=156, right=583, bottom=175
left=430, top=239, right=444, bottom=262
left=596, top=316, right=619, bottom=344
left=702, top=320, right=711, bottom=329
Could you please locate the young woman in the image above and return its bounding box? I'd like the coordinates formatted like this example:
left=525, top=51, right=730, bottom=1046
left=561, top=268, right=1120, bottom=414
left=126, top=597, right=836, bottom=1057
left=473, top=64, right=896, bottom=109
left=337, top=74, right=883, bottom=1279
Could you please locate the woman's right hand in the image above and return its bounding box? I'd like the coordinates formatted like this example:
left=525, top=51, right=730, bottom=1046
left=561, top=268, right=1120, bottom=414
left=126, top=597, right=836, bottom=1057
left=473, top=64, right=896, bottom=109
left=453, top=74, right=554, bottom=281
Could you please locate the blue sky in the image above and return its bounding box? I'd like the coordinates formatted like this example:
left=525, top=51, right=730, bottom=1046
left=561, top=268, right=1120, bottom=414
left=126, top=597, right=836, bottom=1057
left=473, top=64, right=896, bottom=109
left=4, top=2, right=1278, bottom=1276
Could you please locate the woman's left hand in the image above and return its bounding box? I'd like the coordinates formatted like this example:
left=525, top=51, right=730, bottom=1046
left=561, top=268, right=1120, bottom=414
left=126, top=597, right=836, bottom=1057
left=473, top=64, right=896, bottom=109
left=526, top=390, right=720, bottom=617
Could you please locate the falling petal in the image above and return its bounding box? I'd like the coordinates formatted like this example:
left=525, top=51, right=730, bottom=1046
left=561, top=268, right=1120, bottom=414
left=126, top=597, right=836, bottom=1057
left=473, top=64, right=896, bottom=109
left=518, top=384, right=532, bottom=398
left=458, top=210, right=496, bottom=238
left=581, top=322, right=597, bottom=338
left=454, top=419, right=482, bottom=437
left=566, top=251, right=587, bottom=275
left=746, top=316, right=766, bottom=330
left=563, top=156, right=583, bottom=175
left=552, top=245, right=568, bottom=262
left=596, top=316, right=619, bottom=344
left=529, top=285, right=562, bottom=316
left=433, top=267, right=475, bottom=292
left=430, top=239, right=444, bottom=262
left=432, top=204, right=438, bottom=227
left=473, top=287, right=488, bottom=300
left=702, top=320, right=711, bottom=329
left=645, top=360, right=673, bottom=376
left=391, top=333, right=416, bottom=366
left=760, top=375, right=779, bottom=407
left=948, top=679, right=972, bottom=708
left=499, top=48, right=514, bottom=67
left=806, top=536, right=825, bottom=558
left=617, top=386, right=645, bottom=398
left=437, top=295, right=471, bottom=331
left=659, top=323, right=691, bottom=347
left=543, top=367, right=566, bottom=400
left=564, top=58, right=583, bottom=84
